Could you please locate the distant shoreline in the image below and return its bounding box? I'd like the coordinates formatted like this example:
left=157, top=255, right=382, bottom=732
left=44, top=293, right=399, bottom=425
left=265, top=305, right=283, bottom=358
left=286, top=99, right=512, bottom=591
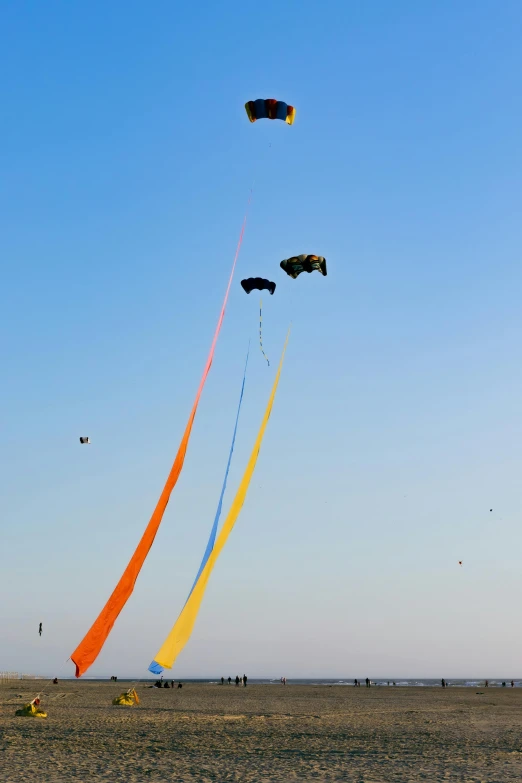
left=2, top=677, right=520, bottom=686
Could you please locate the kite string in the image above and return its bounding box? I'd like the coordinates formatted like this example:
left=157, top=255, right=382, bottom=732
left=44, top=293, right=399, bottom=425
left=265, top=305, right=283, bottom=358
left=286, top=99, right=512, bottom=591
left=259, top=298, right=269, bottom=366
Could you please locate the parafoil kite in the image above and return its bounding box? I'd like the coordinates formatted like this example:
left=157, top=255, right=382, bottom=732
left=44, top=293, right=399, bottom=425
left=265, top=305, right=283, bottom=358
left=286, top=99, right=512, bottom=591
left=241, top=278, right=276, bottom=295
left=280, top=255, right=327, bottom=279
left=245, top=99, right=295, bottom=125
left=79, top=437, right=90, bottom=444
left=458, top=561, right=463, bottom=566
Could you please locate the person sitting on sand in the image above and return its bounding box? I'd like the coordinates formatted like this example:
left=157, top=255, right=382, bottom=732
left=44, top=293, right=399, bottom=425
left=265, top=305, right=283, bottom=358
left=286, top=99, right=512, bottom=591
left=53, top=678, right=58, bottom=684
left=177, top=682, right=183, bottom=689
left=164, top=681, right=170, bottom=688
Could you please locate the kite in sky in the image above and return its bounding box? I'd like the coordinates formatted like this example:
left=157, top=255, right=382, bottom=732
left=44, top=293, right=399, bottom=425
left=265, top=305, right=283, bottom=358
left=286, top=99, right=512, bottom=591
left=245, top=99, right=295, bottom=125
left=241, top=278, right=276, bottom=295
left=280, top=255, right=327, bottom=279
left=241, top=279, right=275, bottom=366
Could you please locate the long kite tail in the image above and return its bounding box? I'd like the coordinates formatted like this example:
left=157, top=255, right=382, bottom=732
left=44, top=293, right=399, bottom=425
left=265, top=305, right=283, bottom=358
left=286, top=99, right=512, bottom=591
left=259, top=298, right=269, bottom=366
left=149, top=344, right=250, bottom=676
left=70, top=198, right=251, bottom=679
left=150, top=327, right=290, bottom=672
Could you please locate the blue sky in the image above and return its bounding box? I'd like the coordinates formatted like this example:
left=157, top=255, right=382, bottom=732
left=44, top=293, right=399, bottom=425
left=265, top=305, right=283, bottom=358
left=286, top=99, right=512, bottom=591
left=2, top=0, right=522, bottom=679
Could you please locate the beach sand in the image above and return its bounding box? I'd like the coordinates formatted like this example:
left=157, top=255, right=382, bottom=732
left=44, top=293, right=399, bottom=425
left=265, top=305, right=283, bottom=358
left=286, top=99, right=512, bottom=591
left=2, top=681, right=522, bottom=781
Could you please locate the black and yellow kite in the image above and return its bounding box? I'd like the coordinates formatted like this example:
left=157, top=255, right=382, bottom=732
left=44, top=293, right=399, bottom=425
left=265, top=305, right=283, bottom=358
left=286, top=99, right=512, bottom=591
left=280, top=255, right=327, bottom=279
left=245, top=99, right=295, bottom=125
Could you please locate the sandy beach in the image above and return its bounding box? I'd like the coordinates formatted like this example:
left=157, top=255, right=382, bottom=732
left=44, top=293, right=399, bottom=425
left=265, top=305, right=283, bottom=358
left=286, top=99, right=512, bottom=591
left=1, top=681, right=522, bottom=781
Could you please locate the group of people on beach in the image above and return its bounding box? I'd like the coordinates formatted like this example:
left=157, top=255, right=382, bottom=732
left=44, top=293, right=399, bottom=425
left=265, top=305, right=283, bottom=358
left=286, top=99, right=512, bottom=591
left=353, top=679, right=373, bottom=687
left=221, top=675, right=248, bottom=686
left=153, top=678, right=182, bottom=689
left=484, top=680, right=515, bottom=688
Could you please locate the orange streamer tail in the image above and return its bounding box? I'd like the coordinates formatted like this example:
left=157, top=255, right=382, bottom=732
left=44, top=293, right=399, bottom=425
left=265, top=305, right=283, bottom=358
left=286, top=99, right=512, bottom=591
left=71, top=196, right=251, bottom=677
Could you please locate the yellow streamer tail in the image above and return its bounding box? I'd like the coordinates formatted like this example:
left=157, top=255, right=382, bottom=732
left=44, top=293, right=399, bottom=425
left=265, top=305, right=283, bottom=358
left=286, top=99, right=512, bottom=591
left=152, top=328, right=291, bottom=670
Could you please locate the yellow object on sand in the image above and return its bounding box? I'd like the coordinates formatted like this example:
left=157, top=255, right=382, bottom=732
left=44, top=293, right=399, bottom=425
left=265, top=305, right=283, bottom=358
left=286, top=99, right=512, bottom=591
left=15, top=700, right=47, bottom=718
left=112, top=688, right=140, bottom=706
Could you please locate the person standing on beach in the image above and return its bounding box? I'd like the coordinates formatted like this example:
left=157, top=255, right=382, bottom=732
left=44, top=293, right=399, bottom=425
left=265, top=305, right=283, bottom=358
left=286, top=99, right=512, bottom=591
left=365, top=678, right=370, bottom=688
left=511, top=680, right=514, bottom=687
left=235, top=675, right=240, bottom=686
left=441, top=679, right=445, bottom=688
left=354, top=679, right=358, bottom=687
left=228, top=677, right=231, bottom=685
left=243, top=674, right=247, bottom=687
left=38, top=622, right=42, bottom=637
left=485, top=680, right=489, bottom=688
left=221, top=677, right=224, bottom=685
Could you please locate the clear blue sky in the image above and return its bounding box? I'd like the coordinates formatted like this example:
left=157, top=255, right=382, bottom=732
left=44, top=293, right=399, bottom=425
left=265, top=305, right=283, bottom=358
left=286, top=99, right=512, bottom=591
left=2, top=0, right=522, bottom=679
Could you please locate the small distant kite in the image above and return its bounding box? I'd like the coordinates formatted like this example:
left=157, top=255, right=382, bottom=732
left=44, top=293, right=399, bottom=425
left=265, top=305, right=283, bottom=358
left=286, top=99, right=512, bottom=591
left=79, top=437, right=91, bottom=444
left=458, top=561, right=463, bottom=566
left=245, top=98, right=295, bottom=125
left=280, top=255, right=327, bottom=279
left=490, top=509, right=493, bottom=512
left=241, top=278, right=276, bottom=295
left=39, top=622, right=42, bottom=636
